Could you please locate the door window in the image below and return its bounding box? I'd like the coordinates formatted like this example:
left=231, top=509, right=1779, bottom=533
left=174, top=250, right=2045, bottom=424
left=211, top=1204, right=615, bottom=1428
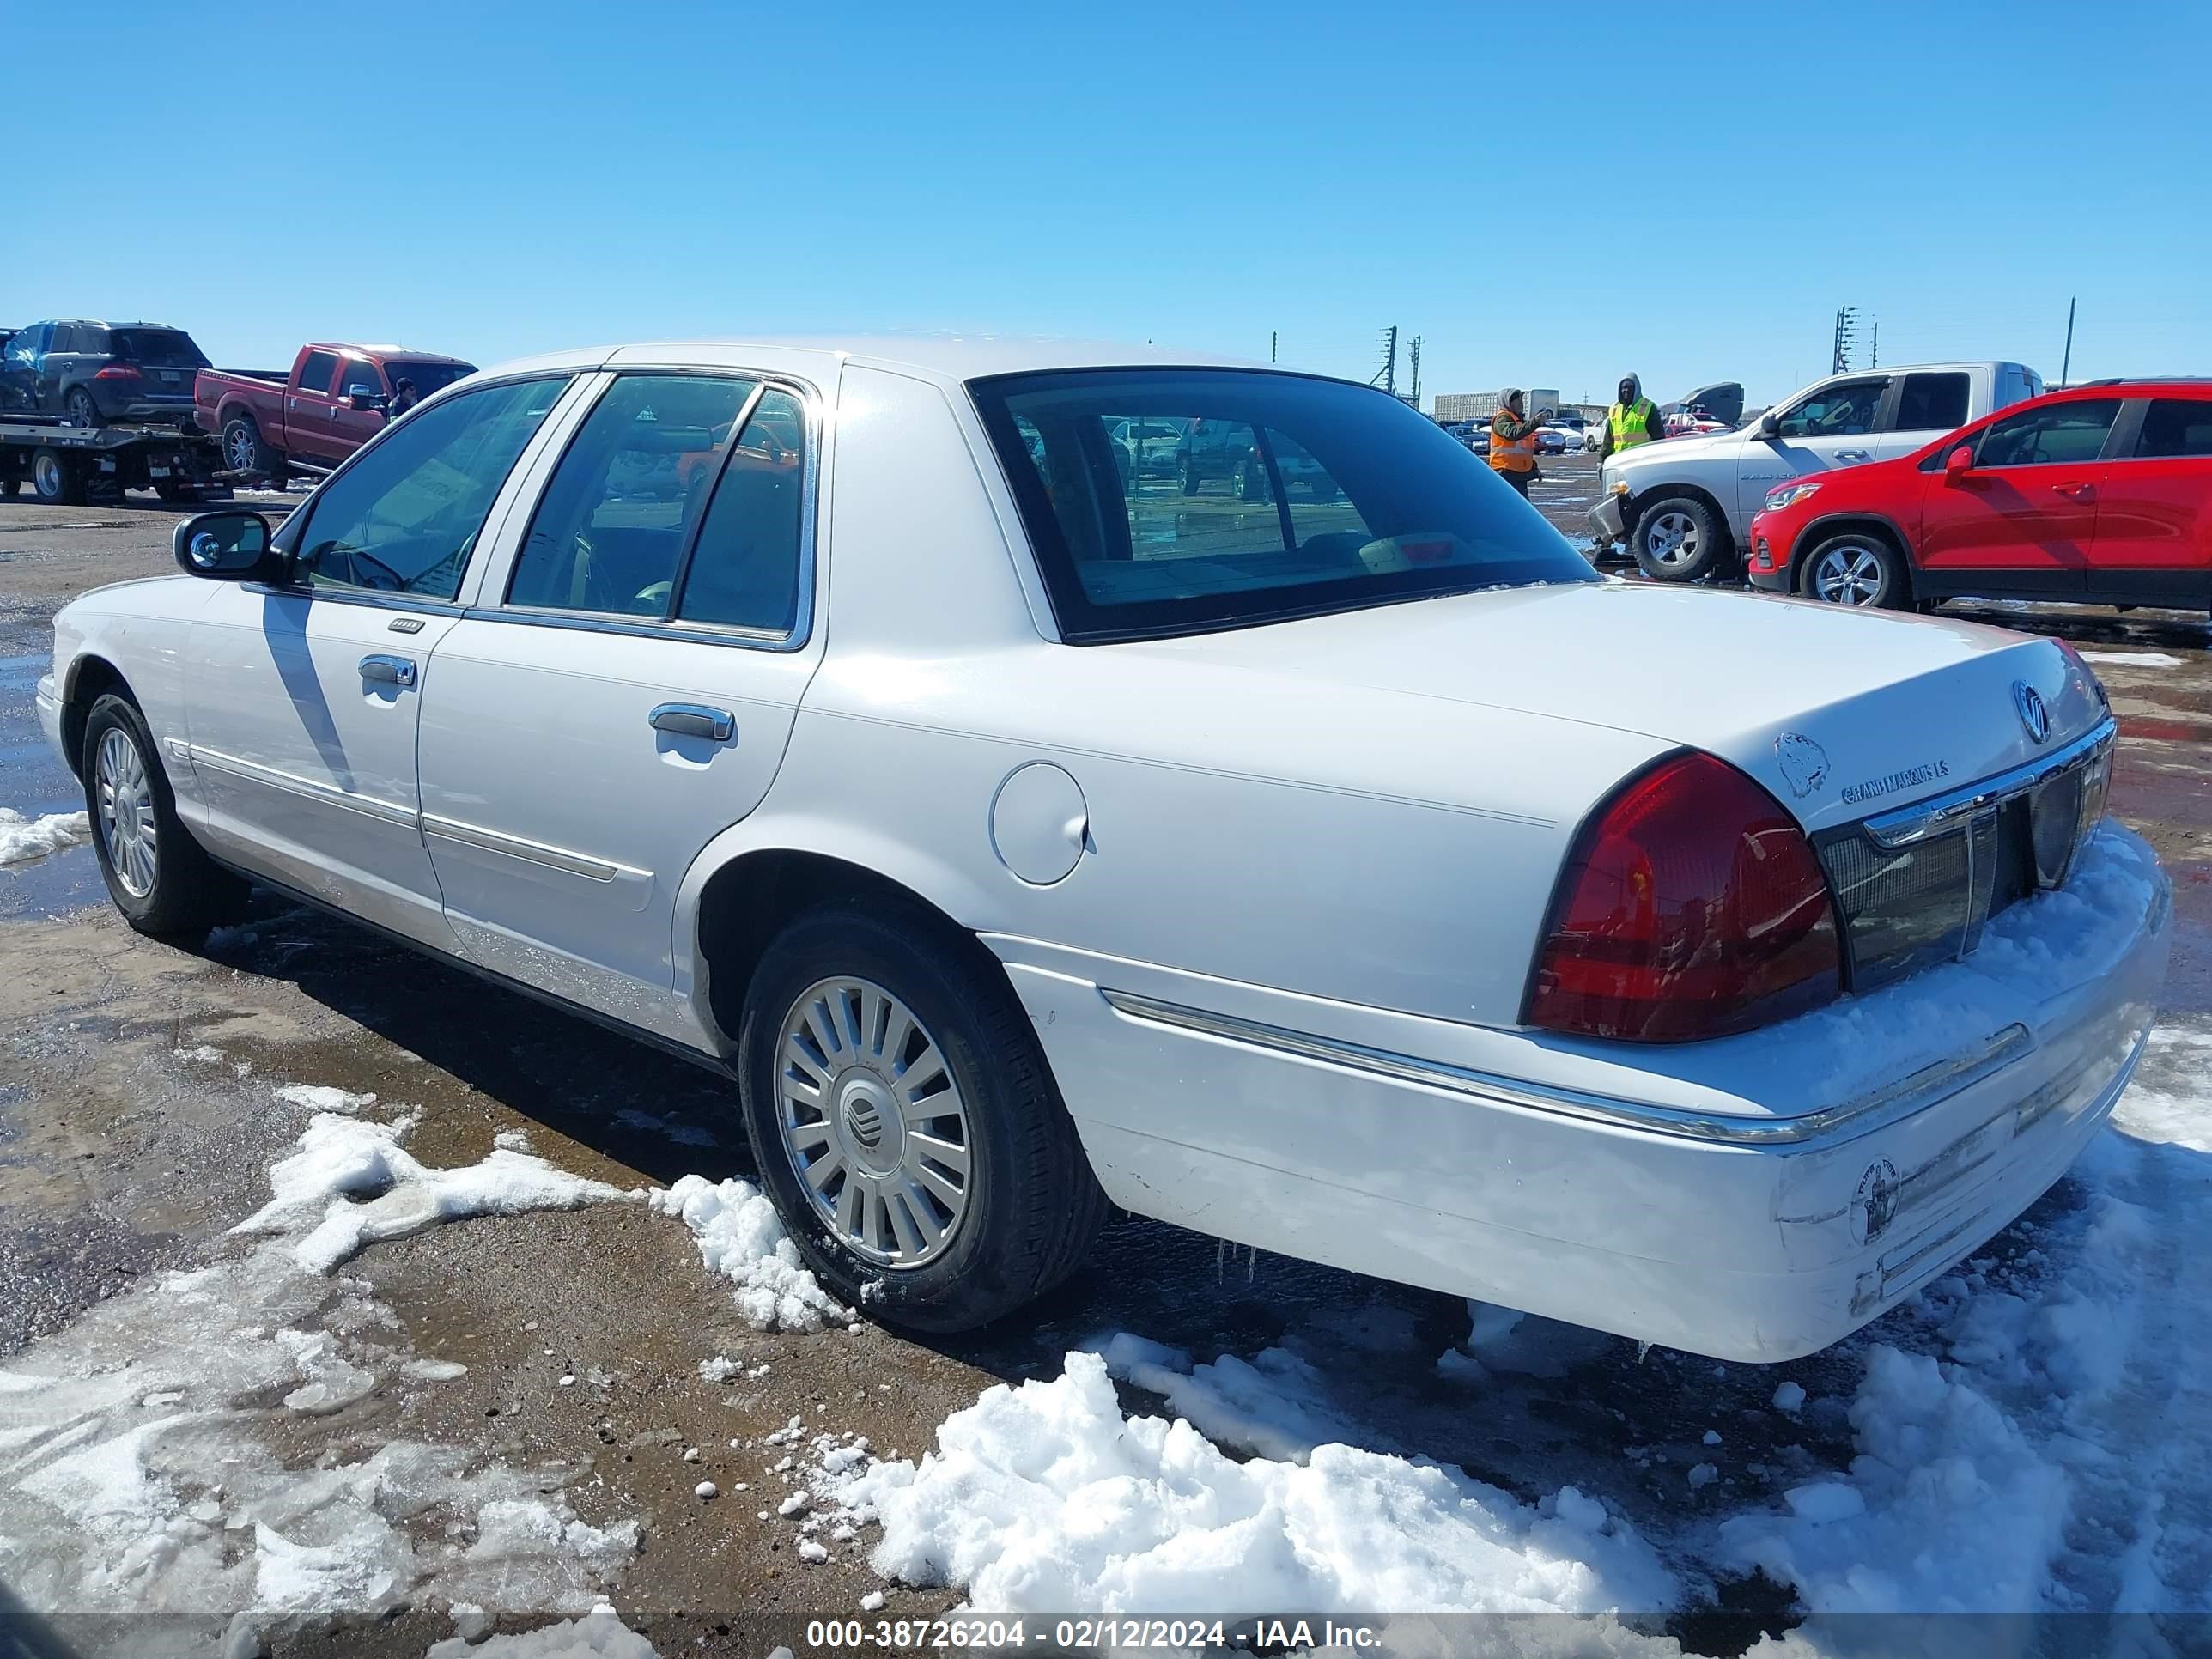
left=1973, top=399, right=2121, bottom=468
left=505, top=374, right=761, bottom=617
left=1774, top=380, right=1887, bottom=439
left=2131, top=398, right=2212, bottom=459
left=4, top=325, right=41, bottom=364
left=49, top=325, right=82, bottom=353
left=673, top=387, right=808, bottom=634
left=336, top=358, right=385, bottom=397
left=292, top=376, right=569, bottom=599
left=296, top=350, right=342, bottom=395
left=1893, top=372, right=1970, bottom=432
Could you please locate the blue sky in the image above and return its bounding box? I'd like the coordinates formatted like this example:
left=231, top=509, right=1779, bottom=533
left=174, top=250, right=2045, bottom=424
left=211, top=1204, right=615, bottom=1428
left=11, top=3, right=2208, bottom=410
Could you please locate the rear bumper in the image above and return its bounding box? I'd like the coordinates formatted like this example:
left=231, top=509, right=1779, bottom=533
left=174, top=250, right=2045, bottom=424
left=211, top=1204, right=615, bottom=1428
left=990, top=825, right=2170, bottom=1362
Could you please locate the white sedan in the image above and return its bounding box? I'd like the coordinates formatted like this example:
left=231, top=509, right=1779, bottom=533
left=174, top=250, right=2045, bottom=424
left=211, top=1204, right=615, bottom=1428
left=39, top=337, right=2168, bottom=1359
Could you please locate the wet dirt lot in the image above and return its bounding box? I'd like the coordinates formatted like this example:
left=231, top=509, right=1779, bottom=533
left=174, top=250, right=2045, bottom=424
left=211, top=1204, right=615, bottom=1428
left=1, top=482, right=2207, bottom=1655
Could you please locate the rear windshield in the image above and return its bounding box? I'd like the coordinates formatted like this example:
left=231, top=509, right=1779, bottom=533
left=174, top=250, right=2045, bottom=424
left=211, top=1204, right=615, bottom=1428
left=111, top=329, right=210, bottom=369
left=385, top=360, right=475, bottom=397
left=969, top=368, right=1597, bottom=642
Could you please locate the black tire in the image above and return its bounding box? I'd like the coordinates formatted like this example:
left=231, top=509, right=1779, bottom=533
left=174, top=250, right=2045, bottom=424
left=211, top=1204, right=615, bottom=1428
left=734, top=902, right=1107, bottom=1332
left=65, top=388, right=104, bottom=430
left=222, top=415, right=288, bottom=487
left=1631, top=494, right=1726, bottom=582
left=80, top=692, right=247, bottom=940
left=1179, top=460, right=1200, bottom=496
left=153, top=481, right=201, bottom=504
left=1798, top=529, right=1909, bottom=609
left=31, top=447, right=85, bottom=505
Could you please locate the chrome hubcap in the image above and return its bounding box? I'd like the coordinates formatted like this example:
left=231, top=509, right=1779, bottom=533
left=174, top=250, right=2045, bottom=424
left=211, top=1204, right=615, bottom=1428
left=226, top=428, right=253, bottom=470
left=1645, top=510, right=1700, bottom=566
left=1812, top=545, right=1883, bottom=605
left=94, top=727, right=158, bottom=898
left=777, top=976, right=971, bottom=1267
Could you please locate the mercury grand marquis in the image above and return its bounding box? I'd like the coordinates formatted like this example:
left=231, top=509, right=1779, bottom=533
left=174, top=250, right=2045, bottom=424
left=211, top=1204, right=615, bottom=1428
left=38, top=337, right=2170, bottom=1358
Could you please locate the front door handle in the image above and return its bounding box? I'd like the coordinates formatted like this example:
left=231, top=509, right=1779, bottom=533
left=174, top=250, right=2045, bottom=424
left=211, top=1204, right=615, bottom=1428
left=359, top=654, right=417, bottom=687
left=2051, top=481, right=2095, bottom=500
left=1836, top=449, right=1871, bottom=463
left=650, top=702, right=735, bottom=742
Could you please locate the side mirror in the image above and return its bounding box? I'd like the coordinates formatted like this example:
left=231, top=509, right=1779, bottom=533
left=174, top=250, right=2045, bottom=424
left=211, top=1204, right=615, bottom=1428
left=1942, top=444, right=1975, bottom=483
left=1755, top=411, right=1781, bottom=440
left=173, top=509, right=276, bottom=580
left=344, top=389, right=386, bottom=412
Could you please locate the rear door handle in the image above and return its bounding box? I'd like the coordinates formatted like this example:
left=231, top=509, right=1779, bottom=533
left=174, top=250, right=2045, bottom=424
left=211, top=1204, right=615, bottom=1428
left=649, top=702, right=735, bottom=742
left=359, top=654, right=417, bottom=687
left=2051, top=481, right=2094, bottom=500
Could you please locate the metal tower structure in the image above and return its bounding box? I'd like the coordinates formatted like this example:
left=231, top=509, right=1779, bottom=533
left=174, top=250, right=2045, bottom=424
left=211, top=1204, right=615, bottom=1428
left=1831, top=306, right=1858, bottom=374
left=1370, top=326, right=1399, bottom=395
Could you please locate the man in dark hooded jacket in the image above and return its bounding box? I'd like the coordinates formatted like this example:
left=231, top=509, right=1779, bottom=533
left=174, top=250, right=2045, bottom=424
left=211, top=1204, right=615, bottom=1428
left=1599, top=373, right=1659, bottom=463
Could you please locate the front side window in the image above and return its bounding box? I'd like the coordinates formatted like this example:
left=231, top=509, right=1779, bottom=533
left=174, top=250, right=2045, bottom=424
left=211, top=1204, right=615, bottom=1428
left=292, top=376, right=568, bottom=599
left=1775, top=379, right=1887, bottom=439
left=1974, top=399, right=2121, bottom=468
left=506, top=374, right=759, bottom=617
left=336, top=358, right=384, bottom=397
left=2131, top=398, right=2212, bottom=459
left=386, top=360, right=474, bottom=398
left=970, top=368, right=1597, bottom=642
left=296, top=350, right=341, bottom=395
left=1893, top=372, right=1969, bottom=432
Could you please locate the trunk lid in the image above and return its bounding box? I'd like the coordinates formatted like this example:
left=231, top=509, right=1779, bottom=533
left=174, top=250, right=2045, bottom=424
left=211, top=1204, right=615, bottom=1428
left=1116, top=580, right=2107, bottom=834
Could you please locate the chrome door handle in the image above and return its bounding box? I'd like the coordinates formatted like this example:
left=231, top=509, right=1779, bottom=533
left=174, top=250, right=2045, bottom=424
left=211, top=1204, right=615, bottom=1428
left=359, top=654, right=417, bottom=687
left=650, top=702, right=735, bottom=742
left=1837, top=449, right=1871, bottom=463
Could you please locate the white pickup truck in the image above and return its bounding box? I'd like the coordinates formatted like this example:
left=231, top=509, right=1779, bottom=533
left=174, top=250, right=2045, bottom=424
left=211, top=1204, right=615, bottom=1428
left=1591, top=361, right=2043, bottom=581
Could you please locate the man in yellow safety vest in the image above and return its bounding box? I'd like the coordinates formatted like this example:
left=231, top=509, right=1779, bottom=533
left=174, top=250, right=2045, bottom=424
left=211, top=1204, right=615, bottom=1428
left=1599, top=373, right=1659, bottom=463
left=1487, top=388, right=1548, bottom=498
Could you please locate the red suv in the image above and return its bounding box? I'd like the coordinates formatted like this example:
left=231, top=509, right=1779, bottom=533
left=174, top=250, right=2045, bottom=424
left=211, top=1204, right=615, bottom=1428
left=1749, top=380, right=2212, bottom=612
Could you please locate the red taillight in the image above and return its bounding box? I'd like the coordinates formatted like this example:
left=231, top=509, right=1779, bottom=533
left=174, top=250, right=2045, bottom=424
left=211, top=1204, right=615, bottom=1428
left=94, top=365, right=142, bottom=380
left=1526, top=753, right=1841, bottom=1042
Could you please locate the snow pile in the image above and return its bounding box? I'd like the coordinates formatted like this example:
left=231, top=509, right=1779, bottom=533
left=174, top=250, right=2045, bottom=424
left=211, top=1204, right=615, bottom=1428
left=0, top=1098, right=644, bottom=1632
left=1093, top=1333, right=1363, bottom=1462
left=2079, top=651, right=2184, bottom=667
left=425, top=1603, right=658, bottom=1658
left=647, top=1174, right=850, bottom=1331
left=272, top=1083, right=378, bottom=1115
left=825, top=1349, right=1674, bottom=1616
left=233, top=1113, right=631, bottom=1274
left=0, top=807, right=90, bottom=864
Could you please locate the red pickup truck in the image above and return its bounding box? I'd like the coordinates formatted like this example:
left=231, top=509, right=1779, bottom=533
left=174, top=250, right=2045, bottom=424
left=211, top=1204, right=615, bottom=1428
left=195, top=343, right=474, bottom=483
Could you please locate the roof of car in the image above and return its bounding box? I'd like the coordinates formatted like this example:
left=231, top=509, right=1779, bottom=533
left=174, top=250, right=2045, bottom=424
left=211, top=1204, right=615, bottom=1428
left=476, top=333, right=1273, bottom=387
left=2063, top=376, right=2212, bottom=392
left=312, top=343, right=473, bottom=363
left=36, top=319, right=186, bottom=331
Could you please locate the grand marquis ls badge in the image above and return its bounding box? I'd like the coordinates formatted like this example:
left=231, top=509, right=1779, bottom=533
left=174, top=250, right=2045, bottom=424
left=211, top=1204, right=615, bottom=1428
left=2013, top=680, right=2051, bottom=744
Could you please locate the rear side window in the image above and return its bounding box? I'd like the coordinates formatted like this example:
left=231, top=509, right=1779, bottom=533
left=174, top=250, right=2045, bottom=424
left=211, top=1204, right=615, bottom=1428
left=1893, top=372, right=1969, bottom=432
left=2132, top=398, right=2212, bottom=459
left=506, top=373, right=760, bottom=617
left=1975, top=399, right=2122, bottom=468
left=294, top=376, right=568, bottom=599
left=296, top=350, right=341, bottom=395
left=110, top=328, right=207, bottom=368
left=970, top=368, right=1596, bottom=643
left=677, top=387, right=808, bottom=634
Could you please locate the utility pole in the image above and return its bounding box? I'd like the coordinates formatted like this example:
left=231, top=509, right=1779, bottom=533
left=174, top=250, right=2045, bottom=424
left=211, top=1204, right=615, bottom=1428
left=1407, top=335, right=1422, bottom=407
left=1370, top=325, right=1399, bottom=395
left=1270, top=331, right=1277, bottom=365
left=1831, top=306, right=1858, bottom=374
left=1869, top=323, right=1878, bottom=368
left=2060, top=297, right=2076, bottom=386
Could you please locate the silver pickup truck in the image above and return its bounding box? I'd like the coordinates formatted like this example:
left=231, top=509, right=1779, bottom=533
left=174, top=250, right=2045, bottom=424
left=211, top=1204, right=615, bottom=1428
left=1592, top=361, right=2043, bottom=581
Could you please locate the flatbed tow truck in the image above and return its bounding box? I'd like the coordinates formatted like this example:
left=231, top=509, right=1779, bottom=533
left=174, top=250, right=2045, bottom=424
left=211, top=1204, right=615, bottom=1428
left=0, top=415, right=233, bottom=506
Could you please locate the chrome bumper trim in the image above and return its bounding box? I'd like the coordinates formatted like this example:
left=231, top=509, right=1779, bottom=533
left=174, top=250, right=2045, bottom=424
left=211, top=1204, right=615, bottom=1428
left=1862, top=717, right=2117, bottom=849
left=1098, top=986, right=2032, bottom=1148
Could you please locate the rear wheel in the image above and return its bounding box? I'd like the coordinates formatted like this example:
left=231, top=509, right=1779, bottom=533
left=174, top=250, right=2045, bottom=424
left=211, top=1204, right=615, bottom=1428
left=1801, top=531, right=1907, bottom=609
left=81, top=693, right=247, bottom=939
left=1179, top=459, right=1200, bottom=496
left=222, top=415, right=289, bottom=488
left=65, top=388, right=104, bottom=430
left=1631, top=495, right=1726, bottom=582
left=735, top=901, right=1107, bottom=1332
left=31, top=447, right=85, bottom=505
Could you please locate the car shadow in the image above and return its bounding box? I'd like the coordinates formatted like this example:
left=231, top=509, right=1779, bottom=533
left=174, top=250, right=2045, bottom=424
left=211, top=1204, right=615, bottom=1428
left=1933, top=599, right=2212, bottom=652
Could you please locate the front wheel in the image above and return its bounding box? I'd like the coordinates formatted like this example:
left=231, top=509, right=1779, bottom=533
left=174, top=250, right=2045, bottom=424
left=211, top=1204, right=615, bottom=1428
left=82, top=693, right=246, bottom=939
left=1631, top=495, right=1726, bottom=582
left=1801, top=531, right=1907, bottom=609
left=735, top=902, right=1106, bottom=1332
